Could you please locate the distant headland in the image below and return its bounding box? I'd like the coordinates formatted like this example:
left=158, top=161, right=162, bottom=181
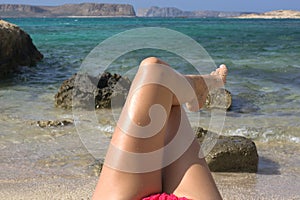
left=0, top=3, right=136, bottom=18
left=137, top=6, right=247, bottom=18
left=137, top=7, right=300, bottom=18
left=235, top=10, right=300, bottom=19
left=0, top=3, right=299, bottom=19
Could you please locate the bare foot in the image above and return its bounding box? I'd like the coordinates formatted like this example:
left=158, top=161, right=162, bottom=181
left=210, top=64, right=227, bottom=84
left=185, top=64, right=228, bottom=111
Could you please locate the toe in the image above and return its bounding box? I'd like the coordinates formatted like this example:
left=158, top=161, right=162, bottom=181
left=219, top=64, right=228, bottom=75
left=219, top=64, right=227, bottom=69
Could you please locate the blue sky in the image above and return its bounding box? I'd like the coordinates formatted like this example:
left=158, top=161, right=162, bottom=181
left=1, top=0, right=300, bottom=12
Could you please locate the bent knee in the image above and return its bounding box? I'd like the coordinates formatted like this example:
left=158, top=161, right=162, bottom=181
left=140, top=57, right=168, bottom=66
left=137, top=57, right=171, bottom=78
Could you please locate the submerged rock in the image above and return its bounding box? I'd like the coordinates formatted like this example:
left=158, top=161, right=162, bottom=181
left=54, top=72, right=131, bottom=109
left=0, top=19, right=43, bottom=77
left=31, top=119, right=74, bottom=128
left=195, top=127, right=259, bottom=172
left=205, top=88, right=232, bottom=110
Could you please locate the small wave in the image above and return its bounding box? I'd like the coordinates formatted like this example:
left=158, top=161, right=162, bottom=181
left=97, top=124, right=114, bottom=134
left=284, top=135, right=300, bottom=143
left=225, top=127, right=260, bottom=139
left=224, top=126, right=300, bottom=143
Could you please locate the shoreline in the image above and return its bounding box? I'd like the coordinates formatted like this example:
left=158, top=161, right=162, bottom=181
left=1, top=15, right=136, bottom=19
left=65, top=15, right=136, bottom=18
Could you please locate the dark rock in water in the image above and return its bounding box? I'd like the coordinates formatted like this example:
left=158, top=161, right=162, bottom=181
left=70, top=73, right=99, bottom=110
left=55, top=72, right=131, bottom=109
left=31, top=119, right=73, bottom=128
left=55, top=73, right=77, bottom=109
left=195, top=127, right=259, bottom=172
left=95, top=72, right=131, bottom=109
left=0, top=20, right=43, bottom=77
left=205, top=88, right=232, bottom=110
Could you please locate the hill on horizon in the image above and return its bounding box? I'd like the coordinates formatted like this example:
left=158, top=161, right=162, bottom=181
left=0, top=3, right=136, bottom=18
left=1, top=3, right=299, bottom=19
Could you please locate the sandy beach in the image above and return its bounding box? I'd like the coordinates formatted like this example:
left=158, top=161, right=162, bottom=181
left=2, top=172, right=299, bottom=200
left=1, top=123, right=299, bottom=200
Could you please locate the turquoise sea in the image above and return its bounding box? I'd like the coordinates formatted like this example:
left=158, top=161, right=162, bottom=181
left=0, top=18, right=300, bottom=199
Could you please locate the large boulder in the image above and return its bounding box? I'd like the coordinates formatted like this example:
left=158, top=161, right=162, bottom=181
left=0, top=19, right=43, bottom=77
left=195, top=127, right=259, bottom=172
left=54, top=72, right=131, bottom=109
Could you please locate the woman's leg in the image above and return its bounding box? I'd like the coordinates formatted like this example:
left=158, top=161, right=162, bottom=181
left=162, top=65, right=227, bottom=200
left=163, top=106, right=223, bottom=200
left=93, top=57, right=193, bottom=200
left=92, top=57, right=227, bottom=200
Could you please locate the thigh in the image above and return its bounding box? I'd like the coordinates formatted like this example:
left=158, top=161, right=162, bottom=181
left=162, top=106, right=222, bottom=200
left=93, top=163, right=162, bottom=200
left=163, top=140, right=221, bottom=200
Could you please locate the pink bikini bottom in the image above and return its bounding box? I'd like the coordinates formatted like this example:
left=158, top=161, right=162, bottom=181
left=142, top=193, right=189, bottom=200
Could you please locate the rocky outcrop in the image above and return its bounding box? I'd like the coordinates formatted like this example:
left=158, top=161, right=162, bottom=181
left=236, top=10, right=300, bottom=19
left=0, top=20, right=43, bottom=77
left=137, top=6, right=246, bottom=18
left=0, top=3, right=136, bottom=18
left=0, top=4, right=49, bottom=17
left=195, top=127, right=258, bottom=172
left=54, top=72, right=131, bottom=110
left=137, top=6, right=190, bottom=17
